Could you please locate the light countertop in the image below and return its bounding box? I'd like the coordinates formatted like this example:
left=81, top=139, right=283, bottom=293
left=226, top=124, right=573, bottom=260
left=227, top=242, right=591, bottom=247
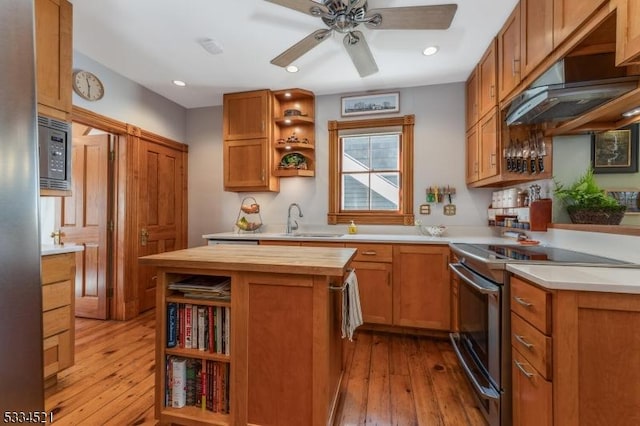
left=41, top=243, right=84, bottom=256
left=507, top=264, right=640, bottom=294
left=202, top=231, right=512, bottom=245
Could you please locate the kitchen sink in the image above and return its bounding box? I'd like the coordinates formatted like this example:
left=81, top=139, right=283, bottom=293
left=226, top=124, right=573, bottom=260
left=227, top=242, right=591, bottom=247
left=285, top=232, right=344, bottom=238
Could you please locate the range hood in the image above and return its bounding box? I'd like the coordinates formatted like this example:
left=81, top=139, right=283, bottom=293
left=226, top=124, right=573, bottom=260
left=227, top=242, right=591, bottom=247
left=506, top=53, right=639, bottom=126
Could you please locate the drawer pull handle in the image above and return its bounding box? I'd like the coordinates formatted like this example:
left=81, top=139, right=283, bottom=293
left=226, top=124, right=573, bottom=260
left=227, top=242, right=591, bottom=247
left=514, top=296, right=533, bottom=307
left=514, top=360, right=534, bottom=379
left=362, top=251, right=377, bottom=255
left=514, top=334, right=534, bottom=349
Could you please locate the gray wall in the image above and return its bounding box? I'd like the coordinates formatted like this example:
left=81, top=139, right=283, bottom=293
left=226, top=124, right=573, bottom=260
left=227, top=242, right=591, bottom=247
left=185, top=83, right=493, bottom=246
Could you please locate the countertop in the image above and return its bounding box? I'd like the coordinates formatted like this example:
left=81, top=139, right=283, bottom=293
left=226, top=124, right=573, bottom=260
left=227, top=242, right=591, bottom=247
left=139, top=244, right=357, bottom=276
left=202, top=231, right=512, bottom=245
left=507, top=264, right=640, bottom=294
left=41, top=243, right=84, bottom=256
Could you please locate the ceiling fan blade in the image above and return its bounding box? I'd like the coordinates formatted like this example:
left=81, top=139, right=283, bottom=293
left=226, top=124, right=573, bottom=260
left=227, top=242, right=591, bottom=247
left=264, top=0, right=328, bottom=17
left=271, top=29, right=332, bottom=67
left=343, top=31, right=378, bottom=77
left=365, top=4, right=458, bottom=30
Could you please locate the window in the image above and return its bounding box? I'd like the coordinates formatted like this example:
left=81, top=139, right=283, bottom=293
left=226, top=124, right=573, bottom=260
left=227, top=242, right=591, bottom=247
left=328, top=115, right=414, bottom=225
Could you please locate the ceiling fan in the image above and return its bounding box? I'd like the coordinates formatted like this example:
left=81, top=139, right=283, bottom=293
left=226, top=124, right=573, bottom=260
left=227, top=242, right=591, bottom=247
left=265, top=0, right=458, bottom=77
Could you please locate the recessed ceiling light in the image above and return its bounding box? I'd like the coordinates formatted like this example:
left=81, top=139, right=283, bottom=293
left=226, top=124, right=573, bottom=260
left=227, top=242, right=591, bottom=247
left=172, top=80, right=187, bottom=87
left=622, top=106, right=640, bottom=117
left=284, top=119, right=292, bottom=124
left=423, top=46, right=439, bottom=56
left=286, top=65, right=299, bottom=73
left=284, top=92, right=292, bottom=97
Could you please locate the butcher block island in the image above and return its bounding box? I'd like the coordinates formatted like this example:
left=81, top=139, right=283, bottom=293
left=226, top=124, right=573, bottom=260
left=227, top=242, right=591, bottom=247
left=139, top=244, right=357, bottom=426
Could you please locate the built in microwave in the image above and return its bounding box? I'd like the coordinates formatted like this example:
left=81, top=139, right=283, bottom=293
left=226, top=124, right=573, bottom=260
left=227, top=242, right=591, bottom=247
left=38, top=115, right=71, bottom=191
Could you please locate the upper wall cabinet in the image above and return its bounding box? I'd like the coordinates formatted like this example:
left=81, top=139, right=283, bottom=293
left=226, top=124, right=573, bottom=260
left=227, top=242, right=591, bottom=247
left=35, top=0, right=72, bottom=122
left=478, top=39, right=498, bottom=119
left=498, top=4, right=522, bottom=102
left=553, top=0, right=608, bottom=48
left=615, top=0, right=640, bottom=65
left=521, top=0, right=554, bottom=77
left=223, top=90, right=279, bottom=192
left=466, top=66, right=479, bottom=130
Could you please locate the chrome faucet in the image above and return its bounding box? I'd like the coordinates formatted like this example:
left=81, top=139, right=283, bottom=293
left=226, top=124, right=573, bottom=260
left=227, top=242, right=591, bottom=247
left=286, top=203, right=303, bottom=234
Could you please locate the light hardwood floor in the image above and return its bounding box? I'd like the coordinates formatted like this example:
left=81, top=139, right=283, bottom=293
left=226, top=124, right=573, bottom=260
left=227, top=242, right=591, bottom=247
left=45, top=311, right=486, bottom=425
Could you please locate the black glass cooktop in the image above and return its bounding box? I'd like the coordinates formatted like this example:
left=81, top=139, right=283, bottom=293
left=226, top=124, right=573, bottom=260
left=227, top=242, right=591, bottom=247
left=453, top=243, right=630, bottom=265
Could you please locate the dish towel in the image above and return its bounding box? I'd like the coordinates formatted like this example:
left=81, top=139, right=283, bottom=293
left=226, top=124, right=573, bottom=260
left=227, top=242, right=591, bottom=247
left=341, top=270, right=363, bottom=341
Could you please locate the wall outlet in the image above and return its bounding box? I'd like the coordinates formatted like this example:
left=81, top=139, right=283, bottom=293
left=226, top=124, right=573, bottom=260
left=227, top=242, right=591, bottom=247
left=444, top=204, right=456, bottom=216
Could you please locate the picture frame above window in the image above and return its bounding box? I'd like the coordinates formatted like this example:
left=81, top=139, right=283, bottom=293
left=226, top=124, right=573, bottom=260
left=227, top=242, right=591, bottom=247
left=591, top=124, right=638, bottom=174
left=341, top=92, right=400, bottom=117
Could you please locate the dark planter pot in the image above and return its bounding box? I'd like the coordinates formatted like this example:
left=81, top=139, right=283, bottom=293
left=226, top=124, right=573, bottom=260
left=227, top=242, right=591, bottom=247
left=567, top=206, right=627, bottom=225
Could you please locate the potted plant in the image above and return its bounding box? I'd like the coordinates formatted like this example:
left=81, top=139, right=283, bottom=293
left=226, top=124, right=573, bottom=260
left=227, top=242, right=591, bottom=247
left=553, top=167, right=626, bottom=224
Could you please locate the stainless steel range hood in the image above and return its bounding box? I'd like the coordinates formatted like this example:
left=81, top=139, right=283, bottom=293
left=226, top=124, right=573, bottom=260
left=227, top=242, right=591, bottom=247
left=506, top=53, right=640, bottom=126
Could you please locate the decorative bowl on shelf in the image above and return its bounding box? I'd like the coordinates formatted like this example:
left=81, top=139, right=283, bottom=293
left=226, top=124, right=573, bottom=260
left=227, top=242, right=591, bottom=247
left=419, top=225, right=447, bottom=237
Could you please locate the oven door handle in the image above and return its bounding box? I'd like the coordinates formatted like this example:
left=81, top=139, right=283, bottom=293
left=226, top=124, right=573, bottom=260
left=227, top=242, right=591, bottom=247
left=449, top=263, right=500, bottom=295
left=450, top=334, right=501, bottom=401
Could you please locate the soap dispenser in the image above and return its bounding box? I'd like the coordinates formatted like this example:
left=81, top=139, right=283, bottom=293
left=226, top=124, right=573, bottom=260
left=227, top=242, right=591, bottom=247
left=348, top=220, right=358, bottom=234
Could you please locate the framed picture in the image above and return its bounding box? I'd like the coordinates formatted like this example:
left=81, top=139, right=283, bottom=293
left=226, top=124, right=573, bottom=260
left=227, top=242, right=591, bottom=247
left=605, top=189, right=640, bottom=214
left=591, top=124, right=638, bottom=173
left=341, top=92, right=400, bottom=117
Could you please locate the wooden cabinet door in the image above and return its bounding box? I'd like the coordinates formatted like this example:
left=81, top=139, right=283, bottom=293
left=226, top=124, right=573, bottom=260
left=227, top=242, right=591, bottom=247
left=466, top=125, right=479, bottom=183
left=35, top=0, right=72, bottom=121
left=465, top=67, right=479, bottom=130
left=553, top=0, right=607, bottom=48
left=352, top=261, right=392, bottom=325
left=224, top=138, right=278, bottom=192
left=521, top=0, right=553, bottom=77
left=498, top=3, right=521, bottom=102
left=479, top=108, right=499, bottom=180
left=223, top=90, right=271, bottom=140
left=615, top=0, right=640, bottom=65
left=478, top=39, right=498, bottom=119
left=512, top=348, right=553, bottom=426
left=392, top=245, right=450, bottom=330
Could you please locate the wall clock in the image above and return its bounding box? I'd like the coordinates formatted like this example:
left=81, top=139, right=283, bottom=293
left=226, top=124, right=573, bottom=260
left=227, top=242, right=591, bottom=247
left=72, top=70, right=104, bottom=101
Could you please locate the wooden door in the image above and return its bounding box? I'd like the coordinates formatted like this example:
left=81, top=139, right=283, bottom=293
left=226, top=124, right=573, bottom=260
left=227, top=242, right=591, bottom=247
left=478, top=39, right=497, bottom=119
left=392, top=245, right=450, bottom=330
left=553, top=0, right=607, bottom=48
left=498, top=3, right=521, bottom=102
left=615, top=0, right=640, bottom=65
left=521, top=0, right=553, bottom=76
left=137, top=139, right=186, bottom=313
left=59, top=133, right=110, bottom=319
left=479, top=108, right=499, bottom=180
left=352, top=261, right=393, bottom=325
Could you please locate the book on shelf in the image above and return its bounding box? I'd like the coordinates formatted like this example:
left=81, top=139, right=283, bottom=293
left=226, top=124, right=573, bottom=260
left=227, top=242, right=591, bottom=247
left=184, top=303, right=193, bottom=349
left=169, top=275, right=231, bottom=300
left=197, top=306, right=206, bottom=351
left=171, top=357, right=187, bottom=408
left=167, top=302, right=177, bottom=348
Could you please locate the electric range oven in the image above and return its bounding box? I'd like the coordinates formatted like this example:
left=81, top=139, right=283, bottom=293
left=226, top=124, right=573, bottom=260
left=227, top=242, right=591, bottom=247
left=448, top=243, right=630, bottom=426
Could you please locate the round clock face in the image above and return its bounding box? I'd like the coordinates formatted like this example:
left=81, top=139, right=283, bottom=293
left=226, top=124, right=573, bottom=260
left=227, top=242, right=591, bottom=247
left=72, top=70, right=104, bottom=101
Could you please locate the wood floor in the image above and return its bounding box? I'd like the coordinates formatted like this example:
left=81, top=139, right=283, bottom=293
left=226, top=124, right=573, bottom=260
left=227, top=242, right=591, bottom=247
left=45, top=311, right=486, bottom=425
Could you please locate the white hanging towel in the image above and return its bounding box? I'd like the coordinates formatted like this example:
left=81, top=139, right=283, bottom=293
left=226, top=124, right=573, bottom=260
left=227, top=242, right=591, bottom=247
left=341, top=269, right=363, bottom=341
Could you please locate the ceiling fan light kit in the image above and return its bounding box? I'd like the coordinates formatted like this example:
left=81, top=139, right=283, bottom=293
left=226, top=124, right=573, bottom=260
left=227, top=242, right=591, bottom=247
left=265, top=0, right=457, bottom=77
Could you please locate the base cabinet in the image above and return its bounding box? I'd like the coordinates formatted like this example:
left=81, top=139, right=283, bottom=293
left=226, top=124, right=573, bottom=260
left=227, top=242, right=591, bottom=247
left=392, top=245, right=450, bottom=330
left=41, top=252, right=75, bottom=387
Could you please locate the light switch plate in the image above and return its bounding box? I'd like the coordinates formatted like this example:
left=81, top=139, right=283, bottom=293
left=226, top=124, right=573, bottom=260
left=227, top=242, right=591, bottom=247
left=419, top=204, right=431, bottom=215
left=444, top=204, right=456, bottom=216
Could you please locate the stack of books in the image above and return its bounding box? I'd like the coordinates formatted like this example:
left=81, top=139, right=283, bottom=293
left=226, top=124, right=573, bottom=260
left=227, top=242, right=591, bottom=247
left=168, top=275, right=231, bottom=300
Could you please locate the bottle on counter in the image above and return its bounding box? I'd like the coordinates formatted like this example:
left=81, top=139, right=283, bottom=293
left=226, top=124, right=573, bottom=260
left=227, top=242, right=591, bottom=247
left=348, top=220, right=358, bottom=234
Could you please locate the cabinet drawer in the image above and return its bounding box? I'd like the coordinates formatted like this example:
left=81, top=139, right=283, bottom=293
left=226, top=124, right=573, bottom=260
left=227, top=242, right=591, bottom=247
left=512, top=348, right=553, bottom=426
left=42, top=280, right=71, bottom=311
left=43, top=306, right=71, bottom=338
left=346, top=243, right=392, bottom=263
left=511, top=276, right=551, bottom=334
left=511, top=312, right=552, bottom=380
left=43, top=330, right=73, bottom=378
left=42, top=252, right=74, bottom=284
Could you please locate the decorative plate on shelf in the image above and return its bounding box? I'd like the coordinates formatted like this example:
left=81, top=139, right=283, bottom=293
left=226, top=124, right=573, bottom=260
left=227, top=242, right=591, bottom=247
left=279, top=152, right=307, bottom=169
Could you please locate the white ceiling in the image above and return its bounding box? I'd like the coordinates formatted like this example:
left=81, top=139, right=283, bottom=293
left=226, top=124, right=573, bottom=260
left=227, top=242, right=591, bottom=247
left=69, top=0, right=518, bottom=109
